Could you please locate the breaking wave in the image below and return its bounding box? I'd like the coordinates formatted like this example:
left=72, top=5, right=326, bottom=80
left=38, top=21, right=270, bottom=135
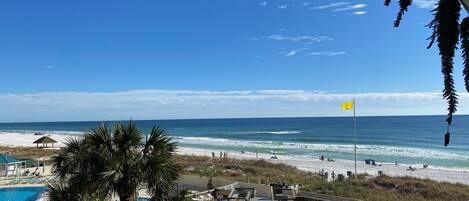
left=174, top=136, right=469, bottom=161
left=231, top=130, right=302, bottom=135
left=0, top=130, right=85, bottom=136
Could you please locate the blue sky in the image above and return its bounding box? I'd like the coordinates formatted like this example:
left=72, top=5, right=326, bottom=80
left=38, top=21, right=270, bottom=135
left=1, top=0, right=468, bottom=122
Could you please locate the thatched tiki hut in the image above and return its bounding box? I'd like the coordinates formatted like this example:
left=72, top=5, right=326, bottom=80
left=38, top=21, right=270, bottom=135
left=33, top=136, right=57, bottom=148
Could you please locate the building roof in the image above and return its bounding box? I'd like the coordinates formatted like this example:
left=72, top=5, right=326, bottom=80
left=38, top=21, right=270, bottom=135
left=33, top=136, right=58, bottom=144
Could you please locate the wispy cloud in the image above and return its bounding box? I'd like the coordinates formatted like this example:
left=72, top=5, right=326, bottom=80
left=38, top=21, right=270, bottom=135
left=278, top=5, right=288, bottom=9
left=309, top=51, right=346, bottom=56
left=260, top=1, right=267, bottom=6
left=267, top=34, right=332, bottom=43
left=353, top=11, right=367, bottom=15
left=251, top=34, right=337, bottom=58
left=333, top=4, right=367, bottom=12
left=285, top=49, right=305, bottom=57
left=414, top=0, right=437, bottom=9
left=0, top=90, right=466, bottom=122
left=311, top=2, right=350, bottom=10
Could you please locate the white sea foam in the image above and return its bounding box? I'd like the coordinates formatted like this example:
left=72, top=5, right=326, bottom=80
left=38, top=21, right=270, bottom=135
left=174, top=136, right=469, bottom=161
left=231, top=130, right=302, bottom=135
left=0, top=130, right=85, bottom=136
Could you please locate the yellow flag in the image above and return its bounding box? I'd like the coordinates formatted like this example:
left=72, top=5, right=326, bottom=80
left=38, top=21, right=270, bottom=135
left=341, top=101, right=353, bottom=110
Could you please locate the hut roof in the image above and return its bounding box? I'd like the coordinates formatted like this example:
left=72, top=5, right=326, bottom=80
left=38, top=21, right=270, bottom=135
left=33, top=136, right=57, bottom=144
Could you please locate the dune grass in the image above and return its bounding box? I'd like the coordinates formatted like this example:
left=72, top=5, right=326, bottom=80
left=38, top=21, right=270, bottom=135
left=0, top=146, right=59, bottom=159
left=176, top=154, right=469, bottom=201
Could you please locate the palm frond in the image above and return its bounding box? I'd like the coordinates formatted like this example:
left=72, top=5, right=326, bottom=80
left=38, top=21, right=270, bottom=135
left=394, top=0, right=412, bottom=27
left=427, top=0, right=461, bottom=127
left=461, top=17, right=469, bottom=92
left=142, top=128, right=176, bottom=163
left=51, top=121, right=181, bottom=201
left=384, top=0, right=392, bottom=6
left=143, top=128, right=181, bottom=201
left=47, top=183, right=81, bottom=201
left=145, top=159, right=181, bottom=201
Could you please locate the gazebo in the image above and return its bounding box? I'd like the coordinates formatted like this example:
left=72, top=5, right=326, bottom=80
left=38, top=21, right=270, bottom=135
left=33, top=136, right=57, bottom=148
left=0, top=154, right=25, bottom=176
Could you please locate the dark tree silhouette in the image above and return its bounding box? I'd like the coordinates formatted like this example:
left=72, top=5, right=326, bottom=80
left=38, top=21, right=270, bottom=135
left=386, top=0, right=469, bottom=146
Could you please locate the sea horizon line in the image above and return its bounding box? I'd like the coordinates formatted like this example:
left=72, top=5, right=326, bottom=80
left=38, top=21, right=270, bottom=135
left=1, top=114, right=468, bottom=124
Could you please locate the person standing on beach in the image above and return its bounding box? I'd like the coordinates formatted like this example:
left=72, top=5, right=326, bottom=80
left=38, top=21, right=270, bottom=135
left=331, top=171, right=336, bottom=181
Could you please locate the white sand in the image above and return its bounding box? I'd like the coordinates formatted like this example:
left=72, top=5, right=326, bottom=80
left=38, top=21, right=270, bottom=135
left=0, top=132, right=74, bottom=148
left=1, top=132, right=468, bottom=185
left=177, top=147, right=469, bottom=185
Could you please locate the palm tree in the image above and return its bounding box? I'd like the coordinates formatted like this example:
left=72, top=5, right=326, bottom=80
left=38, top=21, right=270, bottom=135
left=50, top=121, right=181, bottom=201
left=385, top=0, right=469, bottom=146
left=199, top=166, right=219, bottom=189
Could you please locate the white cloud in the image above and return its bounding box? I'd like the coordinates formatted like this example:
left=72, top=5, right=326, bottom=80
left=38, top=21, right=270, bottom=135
left=285, top=49, right=305, bottom=57
left=311, top=2, right=350, bottom=10
left=251, top=34, right=335, bottom=58
left=414, top=0, right=437, bottom=9
left=46, top=65, right=53, bottom=69
left=353, top=11, right=367, bottom=15
left=0, top=90, right=467, bottom=122
left=267, top=34, right=332, bottom=43
left=260, top=1, right=267, bottom=6
left=309, top=51, right=346, bottom=56
left=333, top=4, right=367, bottom=12
left=278, top=5, right=288, bottom=9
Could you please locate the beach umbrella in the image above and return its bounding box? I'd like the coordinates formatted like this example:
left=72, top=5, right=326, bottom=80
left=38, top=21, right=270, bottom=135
left=33, top=136, right=57, bottom=148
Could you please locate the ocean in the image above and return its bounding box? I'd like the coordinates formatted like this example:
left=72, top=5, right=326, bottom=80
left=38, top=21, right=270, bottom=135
left=0, top=115, right=468, bottom=169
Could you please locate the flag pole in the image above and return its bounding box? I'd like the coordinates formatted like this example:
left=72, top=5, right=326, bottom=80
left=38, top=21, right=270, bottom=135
left=353, top=98, right=357, bottom=179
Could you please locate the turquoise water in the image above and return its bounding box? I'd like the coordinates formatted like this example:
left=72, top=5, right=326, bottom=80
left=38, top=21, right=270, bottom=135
left=0, top=115, right=469, bottom=168
left=0, top=187, right=46, bottom=201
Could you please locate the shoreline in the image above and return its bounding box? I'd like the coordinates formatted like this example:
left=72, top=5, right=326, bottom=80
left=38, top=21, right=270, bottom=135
left=176, top=147, right=469, bottom=185
left=1, top=132, right=469, bottom=185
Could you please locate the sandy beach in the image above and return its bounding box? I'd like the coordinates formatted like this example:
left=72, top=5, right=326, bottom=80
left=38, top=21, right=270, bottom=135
left=1, top=132, right=469, bottom=185
left=177, top=147, right=469, bottom=185
left=0, top=132, right=72, bottom=148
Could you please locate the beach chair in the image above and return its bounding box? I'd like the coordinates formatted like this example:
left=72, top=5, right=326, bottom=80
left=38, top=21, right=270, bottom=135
left=271, top=188, right=295, bottom=201
left=271, top=184, right=296, bottom=201
left=235, top=188, right=256, bottom=199
left=407, top=166, right=416, bottom=171
left=213, top=188, right=233, bottom=201
left=227, top=188, right=252, bottom=201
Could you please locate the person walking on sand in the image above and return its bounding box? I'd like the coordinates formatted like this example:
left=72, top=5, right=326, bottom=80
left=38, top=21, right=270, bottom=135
left=331, top=171, right=336, bottom=181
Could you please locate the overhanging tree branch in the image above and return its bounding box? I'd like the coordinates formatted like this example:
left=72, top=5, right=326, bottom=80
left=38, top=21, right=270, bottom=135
left=385, top=0, right=467, bottom=146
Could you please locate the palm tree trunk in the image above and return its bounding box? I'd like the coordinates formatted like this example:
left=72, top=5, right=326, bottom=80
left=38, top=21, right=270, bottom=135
left=207, top=176, right=214, bottom=189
